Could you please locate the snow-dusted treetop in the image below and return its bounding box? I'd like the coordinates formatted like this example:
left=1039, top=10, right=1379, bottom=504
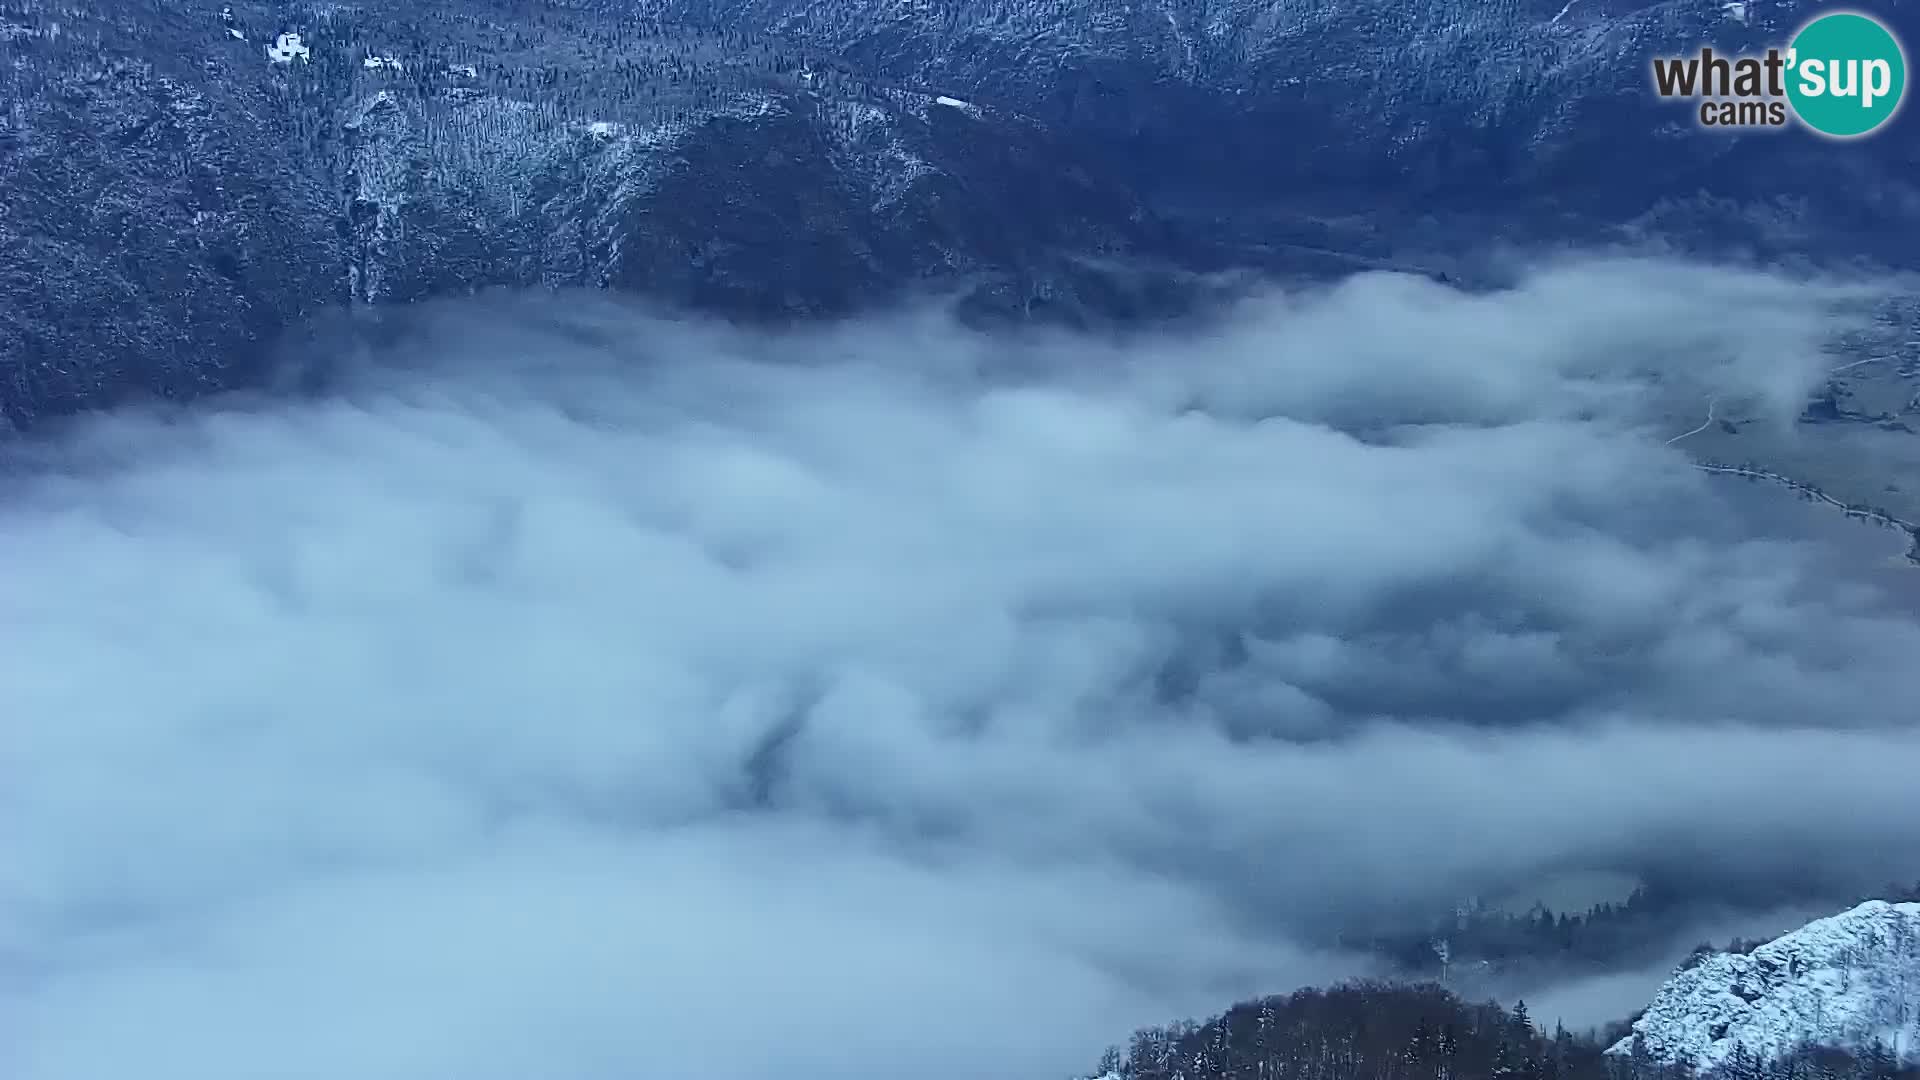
left=266, top=31, right=309, bottom=64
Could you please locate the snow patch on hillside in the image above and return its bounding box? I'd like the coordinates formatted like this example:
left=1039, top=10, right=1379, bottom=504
left=1608, top=901, right=1920, bottom=1072
left=267, top=31, right=310, bottom=64
left=820, top=98, right=936, bottom=211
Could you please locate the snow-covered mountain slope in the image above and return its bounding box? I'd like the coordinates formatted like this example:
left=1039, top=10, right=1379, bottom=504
left=5, top=0, right=1920, bottom=427
left=660, top=0, right=1920, bottom=275
left=0, top=0, right=1241, bottom=428
left=1608, top=901, right=1920, bottom=1073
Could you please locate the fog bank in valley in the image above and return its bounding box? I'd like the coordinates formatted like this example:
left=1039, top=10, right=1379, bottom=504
left=4, top=258, right=1917, bottom=1080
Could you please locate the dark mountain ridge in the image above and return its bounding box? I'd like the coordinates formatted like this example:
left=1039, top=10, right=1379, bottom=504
left=652, top=0, right=1920, bottom=262
left=0, top=0, right=1250, bottom=428
left=5, top=0, right=1918, bottom=428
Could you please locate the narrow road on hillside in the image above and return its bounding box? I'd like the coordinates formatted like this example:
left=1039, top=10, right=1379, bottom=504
left=1666, top=395, right=1717, bottom=446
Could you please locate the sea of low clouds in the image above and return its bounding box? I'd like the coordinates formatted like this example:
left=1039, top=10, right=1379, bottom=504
left=4, top=257, right=1918, bottom=1080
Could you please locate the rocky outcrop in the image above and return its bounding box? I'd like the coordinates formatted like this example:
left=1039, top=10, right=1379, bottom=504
left=1609, top=901, right=1920, bottom=1072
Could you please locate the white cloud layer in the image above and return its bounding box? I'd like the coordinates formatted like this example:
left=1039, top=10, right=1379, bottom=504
left=3, top=258, right=1916, bottom=1080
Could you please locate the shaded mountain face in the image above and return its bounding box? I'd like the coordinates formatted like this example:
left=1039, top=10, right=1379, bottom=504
left=2, top=0, right=1917, bottom=427
left=0, top=1, right=344, bottom=425
left=653, top=0, right=1920, bottom=261
left=0, top=0, right=1233, bottom=428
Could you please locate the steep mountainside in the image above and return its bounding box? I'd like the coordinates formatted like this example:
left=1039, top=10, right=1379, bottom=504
left=657, top=0, right=1920, bottom=264
left=1609, top=901, right=1920, bottom=1073
left=0, top=0, right=343, bottom=424
left=0, top=0, right=1261, bottom=428
left=4, top=0, right=1920, bottom=429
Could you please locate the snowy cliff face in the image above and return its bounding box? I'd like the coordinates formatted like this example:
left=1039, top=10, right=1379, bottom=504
left=1608, top=901, right=1920, bottom=1073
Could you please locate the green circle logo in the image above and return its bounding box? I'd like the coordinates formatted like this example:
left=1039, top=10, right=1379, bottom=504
left=1785, top=11, right=1906, bottom=138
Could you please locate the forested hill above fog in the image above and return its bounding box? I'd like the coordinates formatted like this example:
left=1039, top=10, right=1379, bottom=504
left=1092, top=902, right=1920, bottom=1080
left=5, top=0, right=1920, bottom=428
left=1093, top=984, right=1627, bottom=1080
left=652, top=0, right=1920, bottom=258
left=1354, top=883, right=1920, bottom=989
left=0, top=0, right=1242, bottom=427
